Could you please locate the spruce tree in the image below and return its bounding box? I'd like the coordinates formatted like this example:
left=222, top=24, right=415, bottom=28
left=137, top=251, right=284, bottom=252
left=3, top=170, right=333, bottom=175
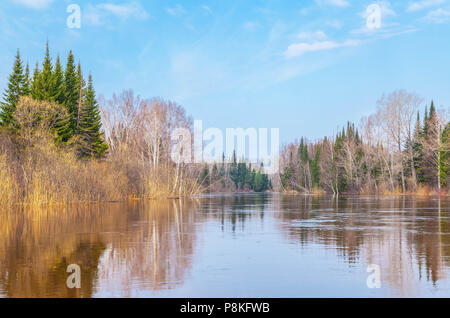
left=77, top=74, right=108, bottom=158
left=64, top=51, right=79, bottom=131
left=75, top=62, right=86, bottom=131
left=440, top=122, right=450, bottom=187
left=230, top=150, right=239, bottom=188
left=429, top=100, right=436, bottom=118
left=30, top=62, right=40, bottom=99
left=35, top=41, right=55, bottom=101
left=23, top=63, right=31, bottom=96
left=0, top=49, right=26, bottom=126
left=423, top=106, right=429, bottom=137
left=311, top=146, right=321, bottom=187
left=53, top=55, right=65, bottom=105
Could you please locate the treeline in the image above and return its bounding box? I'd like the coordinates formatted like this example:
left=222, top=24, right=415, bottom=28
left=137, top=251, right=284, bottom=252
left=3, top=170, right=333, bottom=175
left=280, top=90, right=450, bottom=195
left=199, top=151, right=272, bottom=193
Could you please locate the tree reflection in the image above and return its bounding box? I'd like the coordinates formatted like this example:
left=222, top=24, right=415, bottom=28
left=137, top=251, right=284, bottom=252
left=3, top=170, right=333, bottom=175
left=0, top=200, right=198, bottom=297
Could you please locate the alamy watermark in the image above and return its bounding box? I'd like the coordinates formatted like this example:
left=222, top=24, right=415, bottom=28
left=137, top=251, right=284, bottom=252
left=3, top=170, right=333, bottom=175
left=65, top=3, right=383, bottom=31
left=366, top=3, right=382, bottom=30
left=366, top=264, right=381, bottom=289
left=67, top=4, right=81, bottom=29
left=171, top=120, right=280, bottom=174
left=66, top=264, right=81, bottom=289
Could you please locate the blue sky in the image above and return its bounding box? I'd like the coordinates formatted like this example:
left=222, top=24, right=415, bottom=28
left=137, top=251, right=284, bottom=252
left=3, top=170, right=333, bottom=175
left=1, top=0, right=450, bottom=143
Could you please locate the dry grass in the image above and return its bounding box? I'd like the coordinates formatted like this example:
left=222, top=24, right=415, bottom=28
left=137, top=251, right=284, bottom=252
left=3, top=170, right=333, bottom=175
left=0, top=135, right=202, bottom=206
left=0, top=153, right=19, bottom=206
left=311, top=187, right=325, bottom=195
left=0, top=140, right=130, bottom=206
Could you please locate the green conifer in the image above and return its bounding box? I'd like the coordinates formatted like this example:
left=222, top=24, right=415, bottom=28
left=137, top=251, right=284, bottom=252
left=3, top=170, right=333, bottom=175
left=53, top=55, right=65, bottom=105
left=64, top=51, right=79, bottom=130
left=77, top=74, right=108, bottom=158
left=0, top=49, right=26, bottom=126
left=35, top=41, right=55, bottom=101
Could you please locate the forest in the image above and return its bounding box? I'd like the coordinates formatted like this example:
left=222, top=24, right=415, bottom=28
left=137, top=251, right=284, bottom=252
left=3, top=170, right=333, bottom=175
left=0, top=44, right=271, bottom=205
left=279, top=92, right=450, bottom=195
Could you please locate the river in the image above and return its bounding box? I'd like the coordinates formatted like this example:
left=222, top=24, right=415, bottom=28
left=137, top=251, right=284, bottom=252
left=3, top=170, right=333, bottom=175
left=0, top=194, right=449, bottom=297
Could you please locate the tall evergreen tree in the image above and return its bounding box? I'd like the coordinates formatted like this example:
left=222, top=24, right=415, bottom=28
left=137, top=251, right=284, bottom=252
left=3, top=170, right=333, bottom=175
left=1, top=49, right=26, bottom=126
left=311, top=146, right=321, bottom=187
left=35, top=41, right=55, bottom=101
left=77, top=74, right=108, bottom=158
left=440, top=122, right=450, bottom=187
left=230, top=150, right=239, bottom=188
left=423, top=106, right=429, bottom=137
left=64, top=51, right=79, bottom=131
left=30, top=62, right=40, bottom=99
left=53, top=55, right=65, bottom=105
left=75, top=62, right=86, bottom=131
left=23, top=63, right=31, bottom=96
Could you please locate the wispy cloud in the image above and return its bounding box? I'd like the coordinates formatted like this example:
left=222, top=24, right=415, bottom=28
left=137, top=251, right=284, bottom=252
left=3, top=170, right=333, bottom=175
left=98, top=2, right=149, bottom=20
left=243, top=22, right=261, bottom=31
left=201, top=5, right=212, bottom=14
left=422, top=7, right=450, bottom=22
left=166, top=4, right=186, bottom=17
left=85, top=2, right=149, bottom=26
left=284, top=40, right=361, bottom=59
left=11, top=0, right=54, bottom=10
left=407, top=0, right=446, bottom=12
left=315, top=0, right=349, bottom=8
left=297, top=30, right=327, bottom=41
left=327, top=20, right=343, bottom=29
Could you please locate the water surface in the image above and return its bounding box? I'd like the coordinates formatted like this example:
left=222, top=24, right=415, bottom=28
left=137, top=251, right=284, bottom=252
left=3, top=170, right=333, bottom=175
left=0, top=194, right=449, bottom=297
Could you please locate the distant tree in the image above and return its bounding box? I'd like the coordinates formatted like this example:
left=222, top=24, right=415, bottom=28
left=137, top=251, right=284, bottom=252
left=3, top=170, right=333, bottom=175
left=412, top=112, right=425, bottom=184
left=422, top=102, right=445, bottom=189
left=200, top=164, right=210, bottom=189
left=440, top=122, right=450, bottom=187
left=311, top=146, right=321, bottom=187
left=229, top=150, right=239, bottom=189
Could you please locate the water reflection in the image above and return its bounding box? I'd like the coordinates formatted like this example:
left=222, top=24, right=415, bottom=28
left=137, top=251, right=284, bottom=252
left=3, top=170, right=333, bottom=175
left=0, top=200, right=198, bottom=297
left=274, top=195, right=450, bottom=296
left=0, top=194, right=449, bottom=297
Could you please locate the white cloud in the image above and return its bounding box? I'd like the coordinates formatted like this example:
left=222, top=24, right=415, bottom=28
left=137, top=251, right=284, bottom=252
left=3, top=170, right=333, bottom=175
left=422, top=7, right=450, bottom=22
left=407, top=0, right=445, bottom=12
left=297, top=30, right=327, bottom=40
left=372, top=1, right=396, bottom=17
left=315, top=0, right=349, bottom=7
left=166, top=4, right=186, bottom=16
left=85, top=2, right=149, bottom=26
left=201, top=5, right=212, bottom=14
left=11, top=0, right=54, bottom=9
left=97, top=2, right=149, bottom=20
left=299, top=7, right=313, bottom=15
left=327, top=20, right=343, bottom=29
left=284, top=40, right=361, bottom=58
left=243, top=22, right=261, bottom=31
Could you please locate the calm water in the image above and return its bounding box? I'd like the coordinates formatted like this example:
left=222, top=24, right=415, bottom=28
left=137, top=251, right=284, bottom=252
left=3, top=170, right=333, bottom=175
left=0, top=194, right=449, bottom=298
